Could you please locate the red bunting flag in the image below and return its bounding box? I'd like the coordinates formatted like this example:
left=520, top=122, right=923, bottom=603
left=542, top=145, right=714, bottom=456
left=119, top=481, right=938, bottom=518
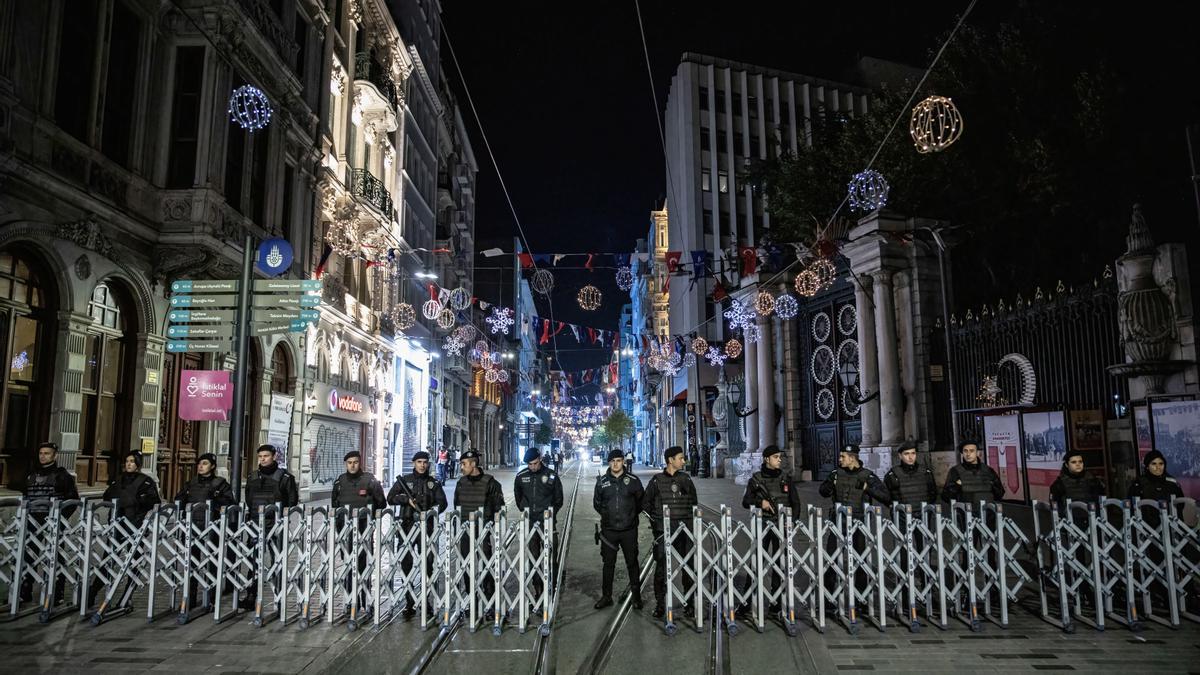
left=712, top=280, right=728, bottom=303
left=585, top=253, right=595, bottom=271
left=665, top=251, right=682, bottom=273
left=518, top=253, right=534, bottom=268
left=739, top=246, right=758, bottom=276
left=540, top=319, right=551, bottom=344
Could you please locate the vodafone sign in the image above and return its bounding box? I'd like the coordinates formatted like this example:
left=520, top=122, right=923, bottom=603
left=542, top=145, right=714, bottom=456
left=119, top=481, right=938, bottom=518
left=314, top=383, right=371, bottom=422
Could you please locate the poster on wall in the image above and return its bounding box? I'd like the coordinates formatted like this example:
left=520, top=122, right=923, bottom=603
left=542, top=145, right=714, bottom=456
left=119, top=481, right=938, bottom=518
left=1133, top=405, right=1153, bottom=465
left=984, top=414, right=1025, bottom=502
left=1068, top=409, right=1108, bottom=482
left=266, top=393, right=293, bottom=467
left=1022, top=411, right=1068, bottom=503
left=1149, top=399, right=1200, bottom=499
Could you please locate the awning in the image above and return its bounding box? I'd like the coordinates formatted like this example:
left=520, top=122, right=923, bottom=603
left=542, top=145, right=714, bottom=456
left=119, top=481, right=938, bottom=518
left=669, top=389, right=688, bottom=406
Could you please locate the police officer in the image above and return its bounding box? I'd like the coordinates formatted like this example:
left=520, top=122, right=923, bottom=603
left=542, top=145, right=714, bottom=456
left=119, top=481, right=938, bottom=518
left=1049, top=449, right=1105, bottom=509
left=388, top=449, right=447, bottom=620
left=940, top=440, right=1004, bottom=507
left=884, top=441, right=938, bottom=508
left=1129, top=449, right=1184, bottom=508
left=818, top=444, right=890, bottom=517
left=240, top=444, right=299, bottom=611
left=642, top=446, right=698, bottom=619
left=514, top=447, right=563, bottom=606
left=740, top=445, right=800, bottom=616
left=331, top=450, right=386, bottom=614
left=20, top=442, right=79, bottom=604
left=102, top=451, right=161, bottom=526
left=593, top=449, right=644, bottom=610
left=453, top=449, right=505, bottom=606
left=174, top=452, right=234, bottom=609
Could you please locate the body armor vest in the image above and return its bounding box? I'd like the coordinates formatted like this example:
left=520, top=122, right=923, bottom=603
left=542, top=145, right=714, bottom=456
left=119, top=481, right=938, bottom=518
left=456, top=473, right=496, bottom=518
left=1057, top=472, right=1098, bottom=503
left=112, top=474, right=153, bottom=524
left=182, top=475, right=228, bottom=522
left=400, top=472, right=440, bottom=520
left=890, top=465, right=931, bottom=506
left=335, top=472, right=377, bottom=510
left=750, top=470, right=791, bottom=516
left=516, top=467, right=558, bottom=513
left=1135, top=475, right=1180, bottom=503
left=657, top=472, right=694, bottom=522
left=834, top=467, right=868, bottom=513
left=25, top=468, right=65, bottom=514
left=246, top=467, right=288, bottom=508
left=956, top=464, right=996, bottom=506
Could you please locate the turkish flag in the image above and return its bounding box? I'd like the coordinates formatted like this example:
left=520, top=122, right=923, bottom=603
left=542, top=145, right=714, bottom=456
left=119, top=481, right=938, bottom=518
left=665, top=251, right=682, bottom=273
left=739, top=246, right=758, bottom=276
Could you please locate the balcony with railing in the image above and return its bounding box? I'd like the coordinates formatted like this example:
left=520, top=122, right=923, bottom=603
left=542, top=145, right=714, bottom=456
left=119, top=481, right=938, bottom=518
left=354, top=52, right=401, bottom=110
left=351, top=168, right=393, bottom=216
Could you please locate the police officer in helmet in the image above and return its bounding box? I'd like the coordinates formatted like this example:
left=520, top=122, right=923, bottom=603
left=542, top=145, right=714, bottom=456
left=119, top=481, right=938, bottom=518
left=940, top=440, right=1003, bottom=508
left=818, top=444, right=890, bottom=517
left=514, top=446, right=564, bottom=609
left=20, top=442, right=79, bottom=605
left=884, top=441, right=937, bottom=508
left=739, top=445, right=800, bottom=617
left=593, top=448, right=645, bottom=610
left=388, top=449, right=447, bottom=620
left=642, top=446, right=698, bottom=619
left=332, top=450, right=386, bottom=615
left=453, top=449, right=505, bottom=609
left=240, top=444, right=299, bottom=611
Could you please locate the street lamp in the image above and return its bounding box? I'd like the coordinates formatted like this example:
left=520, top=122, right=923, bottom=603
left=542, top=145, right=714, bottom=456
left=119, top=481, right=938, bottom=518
left=837, top=360, right=879, bottom=405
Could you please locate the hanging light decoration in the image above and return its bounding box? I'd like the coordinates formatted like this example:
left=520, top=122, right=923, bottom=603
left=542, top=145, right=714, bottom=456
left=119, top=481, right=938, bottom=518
left=724, top=300, right=757, bottom=330
left=422, top=299, right=442, bottom=320
left=615, top=266, right=634, bottom=292
left=360, top=227, right=390, bottom=262
left=449, top=287, right=472, bottom=311
left=577, top=284, right=602, bottom=311
left=436, top=308, right=455, bottom=330
left=474, top=340, right=490, bottom=353
left=909, top=95, right=963, bottom=154
left=496, top=369, right=510, bottom=383
left=705, top=346, right=727, bottom=367
left=486, top=306, right=514, bottom=335
left=532, top=269, right=555, bottom=295
left=810, top=257, right=837, bottom=290
left=485, top=369, right=499, bottom=383
left=775, top=293, right=799, bottom=321
left=228, top=85, right=272, bottom=132
left=691, top=336, right=709, bottom=355
left=795, top=269, right=821, bottom=297
left=847, top=169, right=890, bottom=212
left=454, top=324, right=476, bottom=341
left=443, top=334, right=465, bottom=356
left=725, top=338, right=743, bottom=359
left=743, top=323, right=762, bottom=345
left=754, top=289, right=776, bottom=317
left=681, top=353, right=697, bottom=369
left=390, top=302, right=417, bottom=331
left=325, top=219, right=361, bottom=257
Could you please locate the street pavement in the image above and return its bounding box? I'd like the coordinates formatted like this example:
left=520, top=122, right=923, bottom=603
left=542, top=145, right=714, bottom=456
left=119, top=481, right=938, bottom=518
left=1, top=460, right=1198, bottom=673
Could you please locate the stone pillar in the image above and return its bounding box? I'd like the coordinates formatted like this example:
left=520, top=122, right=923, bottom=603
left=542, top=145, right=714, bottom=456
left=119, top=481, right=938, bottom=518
left=854, top=276, right=881, bottom=445
left=131, top=334, right=166, bottom=466
left=873, top=269, right=904, bottom=444
left=49, top=312, right=93, bottom=474
left=757, top=317, right=777, bottom=447
left=894, top=272, right=919, bottom=440
left=744, top=333, right=758, bottom=453
left=779, top=293, right=803, bottom=472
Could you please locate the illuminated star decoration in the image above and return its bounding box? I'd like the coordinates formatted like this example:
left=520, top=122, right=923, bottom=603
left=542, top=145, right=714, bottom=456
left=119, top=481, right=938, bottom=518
left=486, top=306, right=515, bottom=335
left=10, top=350, right=29, bottom=373
left=743, top=323, right=762, bottom=345
left=723, top=300, right=751, bottom=330
left=705, top=346, right=727, bottom=367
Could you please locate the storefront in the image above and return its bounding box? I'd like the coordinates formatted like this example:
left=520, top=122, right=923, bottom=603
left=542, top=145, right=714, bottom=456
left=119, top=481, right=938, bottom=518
left=307, top=382, right=373, bottom=496
left=389, top=342, right=429, bottom=482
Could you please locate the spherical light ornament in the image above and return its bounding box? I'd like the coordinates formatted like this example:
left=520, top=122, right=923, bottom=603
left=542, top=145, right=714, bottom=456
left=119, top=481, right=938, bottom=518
left=682, top=353, right=697, bottom=368
left=421, top=299, right=442, bottom=320
left=360, top=227, right=390, bottom=262
left=577, top=284, right=602, bottom=311
left=449, top=287, right=472, bottom=311
left=795, top=269, right=821, bottom=297
left=847, top=169, right=890, bottom=213
left=436, top=308, right=455, bottom=330
left=909, top=95, right=963, bottom=154
left=775, top=293, right=799, bottom=321
left=691, top=337, right=709, bottom=355
left=228, top=85, right=272, bottom=132
left=754, top=290, right=776, bottom=317
left=455, top=324, right=476, bottom=341
left=725, top=338, right=743, bottom=359
left=615, top=266, right=634, bottom=292
left=489, top=352, right=502, bottom=366
left=390, top=302, right=417, bottom=331
left=485, top=369, right=499, bottom=383
left=496, top=369, right=510, bottom=383
left=810, top=258, right=837, bottom=290
left=531, top=269, right=555, bottom=295
left=475, top=340, right=489, bottom=353
left=325, top=219, right=361, bottom=257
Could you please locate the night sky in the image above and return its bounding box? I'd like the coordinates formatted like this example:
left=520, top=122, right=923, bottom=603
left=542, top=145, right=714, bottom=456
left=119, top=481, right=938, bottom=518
left=440, top=1, right=1200, bottom=376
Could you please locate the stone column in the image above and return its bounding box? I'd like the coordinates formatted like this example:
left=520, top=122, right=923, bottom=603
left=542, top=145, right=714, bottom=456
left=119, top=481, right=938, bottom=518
left=854, top=275, right=881, bottom=445
left=49, top=312, right=94, bottom=474
left=757, top=317, right=777, bottom=447
left=743, top=333, right=758, bottom=453
left=131, top=334, right=166, bottom=466
left=894, top=272, right=919, bottom=440
left=873, top=269, right=904, bottom=444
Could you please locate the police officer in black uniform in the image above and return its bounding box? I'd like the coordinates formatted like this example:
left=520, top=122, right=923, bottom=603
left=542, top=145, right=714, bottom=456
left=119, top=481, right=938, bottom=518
left=174, top=452, right=234, bottom=608
left=940, top=440, right=1004, bottom=508
left=388, top=449, right=447, bottom=619
left=593, top=448, right=644, bottom=610
left=240, top=444, right=299, bottom=611
left=102, top=451, right=161, bottom=526
left=331, top=450, right=386, bottom=613
left=739, top=445, right=800, bottom=616
left=642, top=446, right=698, bottom=619
left=514, top=447, right=563, bottom=606
left=818, top=444, right=890, bottom=517
left=20, top=442, right=79, bottom=604
left=1129, top=449, right=1184, bottom=526
left=1049, top=449, right=1105, bottom=509
left=884, top=441, right=938, bottom=508
left=453, top=449, right=506, bottom=607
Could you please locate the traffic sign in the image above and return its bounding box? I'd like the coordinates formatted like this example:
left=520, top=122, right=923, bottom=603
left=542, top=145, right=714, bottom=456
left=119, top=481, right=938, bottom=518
left=170, top=295, right=240, bottom=308
left=167, top=324, right=236, bottom=339
left=169, top=309, right=238, bottom=323
left=253, top=279, right=322, bottom=292
left=171, top=280, right=238, bottom=293
left=166, top=340, right=231, bottom=353
left=253, top=295, right=320, bottom=308
left=254, top=308, right=320, bottom=323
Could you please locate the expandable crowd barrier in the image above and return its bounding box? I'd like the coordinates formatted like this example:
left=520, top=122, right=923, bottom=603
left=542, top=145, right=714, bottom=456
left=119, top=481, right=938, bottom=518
left=660, top=498, right=1199, bottom=636
left=0, top=497, right=554, bottom=635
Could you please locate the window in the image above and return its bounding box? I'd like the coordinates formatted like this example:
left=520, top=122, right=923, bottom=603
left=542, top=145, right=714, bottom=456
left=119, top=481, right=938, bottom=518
left=167, top=47, right=204, bottom=188
left=718, top=170, right=728, bottom=194
left=54, top=1, right=100, bottom=143
left=224, top=122, right=245, bottom=210
left=699, top=86, right=709, bottom=111
left=294, top=12, right=309, bottom=85
left=715, top=90, right=726, bottom=111
left=734, top=131, right=744, bottom=153
left=101, top=2, right=142, bottom=168
left=702, top=209, right=713, bottom=235
left=748, top=94, right=758, bottom=119
left=699, top=132, right=710, bottom=152
left=281, top=164, right=294, bottom=241
left=0, top=250, right=53, bottom=486
left=716, top=130, right=727, bottom=150
left=701, top=169, right=711, bottom=191
left=79, top=282, right=134, bottom=486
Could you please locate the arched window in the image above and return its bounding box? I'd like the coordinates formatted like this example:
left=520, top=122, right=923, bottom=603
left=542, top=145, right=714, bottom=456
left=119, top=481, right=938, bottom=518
left=80, top=281, right=135, bottom=485
left=270, top=343, right=293, bottom=394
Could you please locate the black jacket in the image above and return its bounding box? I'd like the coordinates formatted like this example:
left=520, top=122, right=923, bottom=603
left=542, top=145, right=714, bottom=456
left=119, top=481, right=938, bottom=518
left=514, top=465, right=564, bottom=516
left=818, top=464, right=891, bottom=514
left=387, top=470, right=448, bottom=522
left=594, top=469, right=644, bottom=531
left=173, top=474, right=235, bottom=522
left=1049, top=468, right=1105, bottom=506
left=1128, top=472, right=1184, bottom=504
left=244, top=463, right=300, bottom=511
left=641, top=469, right=697, bottom=529
left=884, top=461, right=939, bottom=506
left=741, top=465, right=802, bottom=518
left=940, top=462, right=1005, bottom=504
left=22, top=461, right=79, bottom=517
left=102, top=471, right=161, bottom=525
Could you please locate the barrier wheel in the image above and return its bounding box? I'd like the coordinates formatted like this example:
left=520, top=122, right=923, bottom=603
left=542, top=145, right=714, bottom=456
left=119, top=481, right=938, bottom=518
left=1130, top=621, right=1144, bottom=633
left=252, top=616, right=263, bottom=628
left=539, top=623, right=551, bottom=637
left=785, top=622, right=799, bottom=638
left=970, top=619, right=982, bottom=633
left=727, top=621, right=739, bottom=637
left=347, top=619, right=358, bottom=632
left=38, top=610, right=50, bottom=624
left=299, top=617, right=310, bottom=630
left=909, top=620, right=921, bottom=634
left=664, top=621, right=677, bottom=637
left=89, top=612, right=102, bottom=626
left=847, top=622, right=859, bottom=636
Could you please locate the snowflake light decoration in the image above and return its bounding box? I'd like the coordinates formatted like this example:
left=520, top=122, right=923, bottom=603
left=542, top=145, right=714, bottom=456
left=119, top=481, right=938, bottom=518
left=615, top=266, right=634, bottom=291
left=723, top=300, right=750, bottom=330
left=443, top=335, right=465, bottom=356
left=228, top=85, right=272, bottom=132
left=704, top=346, right=727, bottom=367
left=725, top=338, right=742, bottom=359
left=847, top=169, right=890, bottom=212
left=390, top=302, right=417, bottom=331
left=743, top=323, right=762, bottom=344
left=775, top=293, right=799, bottom=321
left=486, top=306, right=515, bottom=335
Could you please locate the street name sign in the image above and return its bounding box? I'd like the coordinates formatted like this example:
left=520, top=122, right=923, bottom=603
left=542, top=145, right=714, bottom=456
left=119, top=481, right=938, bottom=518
left=171, top=280, right=238, bottom=293
left=253, top=279, right=322, bottom=292
left=167, top=324, right=236, bottom=339
left=168, top=309, right=238, bottom=323
left=167, top=340, right=231, bottom=353
left=253, top=294, right=321, bottom=308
